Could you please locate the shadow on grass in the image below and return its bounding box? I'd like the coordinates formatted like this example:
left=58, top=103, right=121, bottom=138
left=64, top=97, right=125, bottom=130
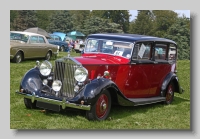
left=29, top=95, right=190, bottom=121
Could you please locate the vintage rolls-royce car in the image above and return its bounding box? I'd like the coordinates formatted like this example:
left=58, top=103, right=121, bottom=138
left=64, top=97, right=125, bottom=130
left=10, top=31, right=58, bottom=63
left=15, top=33, right=184, bottom=121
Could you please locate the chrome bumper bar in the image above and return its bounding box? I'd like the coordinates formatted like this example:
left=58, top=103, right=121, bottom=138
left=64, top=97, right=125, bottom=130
left=15, top=91, right=91, bottom=111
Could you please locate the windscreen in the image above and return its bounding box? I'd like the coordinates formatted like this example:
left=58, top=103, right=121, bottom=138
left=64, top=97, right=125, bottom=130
left=85, top=39, right=133, bottom=59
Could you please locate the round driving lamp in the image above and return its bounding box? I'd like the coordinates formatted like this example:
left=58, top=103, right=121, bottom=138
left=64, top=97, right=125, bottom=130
left=52, top=80, right=62, bottom=92
left=39, top=60, right=52, bottom=76
left=74, top=67, right=88, bottom=82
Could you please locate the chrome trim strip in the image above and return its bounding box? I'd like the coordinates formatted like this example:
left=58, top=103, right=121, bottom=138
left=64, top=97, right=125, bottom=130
left=15, top=91, right=91, bottom=111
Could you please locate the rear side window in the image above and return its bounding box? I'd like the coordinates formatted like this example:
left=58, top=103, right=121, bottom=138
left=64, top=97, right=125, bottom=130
left=154, top=44, right=167, bottom=60
left=168, top=44, right=177, bottom=60
left=39, top=36, right=45, bottom=43
left=30, top=36, right=38, bottom=43
left=132, top=43, right=151, bottom=60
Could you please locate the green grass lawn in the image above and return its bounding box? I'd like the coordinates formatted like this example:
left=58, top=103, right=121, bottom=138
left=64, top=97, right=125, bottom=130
left=10, top=52, right=190, bottom=129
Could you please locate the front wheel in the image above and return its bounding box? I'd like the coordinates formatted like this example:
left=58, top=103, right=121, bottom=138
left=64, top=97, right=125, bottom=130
left=86, top=90, right=111, bottom=121
left=165, top=82, right=174, bottom=104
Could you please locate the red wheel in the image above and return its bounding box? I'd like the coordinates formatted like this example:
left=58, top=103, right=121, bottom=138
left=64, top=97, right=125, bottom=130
left=95, top=94, right=109, bottom=118
left=86, top=90, right=111, bottom=121
left=165, top=82, right=174, bottom=104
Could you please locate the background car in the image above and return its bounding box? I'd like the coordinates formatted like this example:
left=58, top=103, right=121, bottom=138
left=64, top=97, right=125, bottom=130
left=10, top=31, right=58, bottom=63
left=48, top=34, right=68, bottom=52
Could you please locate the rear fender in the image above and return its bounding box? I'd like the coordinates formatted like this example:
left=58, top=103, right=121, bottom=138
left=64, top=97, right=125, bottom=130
left=161, top=72, right=183, bottom=97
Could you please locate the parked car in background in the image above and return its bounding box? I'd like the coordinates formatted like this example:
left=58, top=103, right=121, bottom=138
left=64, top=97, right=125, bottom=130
left=15, top=33, right=184, bottom=121
left=48, top=34, right=68, bottom=52
left=10, top=31, right=58, bottom=63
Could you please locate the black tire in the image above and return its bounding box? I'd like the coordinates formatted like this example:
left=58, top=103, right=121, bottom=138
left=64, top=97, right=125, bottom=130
left=86, top=90, right=111, bottom=121
left=24, top=98, right=36, bottom=109
left=45, top=51, right=51, bottom=60
left=60, top=46, right=64, bottom=52
left=165, top=82, right=174, bottom=104
left=13, top=51, right=23, bottom=63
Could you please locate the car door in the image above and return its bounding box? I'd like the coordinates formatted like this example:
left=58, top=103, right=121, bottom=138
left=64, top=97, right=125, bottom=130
left=123, top=42, right=154, bottom=98
left=24, top=35, right=40, bottom=58
left=149, top=43, right=172, bottom=97
left=27, top=36, right=45, bottom=58
left=38, top=36, right=49, bottom=57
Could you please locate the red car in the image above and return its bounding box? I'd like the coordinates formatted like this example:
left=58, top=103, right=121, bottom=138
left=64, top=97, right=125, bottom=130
left=16, top=33, right=184, bottom=121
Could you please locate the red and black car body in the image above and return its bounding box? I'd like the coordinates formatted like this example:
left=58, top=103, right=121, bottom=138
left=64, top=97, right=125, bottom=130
left=16, top=33, right=184, bottom=121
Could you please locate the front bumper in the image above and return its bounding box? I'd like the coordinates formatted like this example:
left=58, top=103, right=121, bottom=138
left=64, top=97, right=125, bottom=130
left=15, top=91, right=91, bottom=111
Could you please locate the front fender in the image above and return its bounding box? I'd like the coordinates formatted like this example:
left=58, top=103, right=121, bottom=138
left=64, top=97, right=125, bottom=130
left=19, top=67, right=44, bottom=95
left=79, top=78, right=116, bottom=105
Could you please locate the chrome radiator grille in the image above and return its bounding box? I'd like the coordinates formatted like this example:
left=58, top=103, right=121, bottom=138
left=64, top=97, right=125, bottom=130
left=53, top=58, right=79, bottom=98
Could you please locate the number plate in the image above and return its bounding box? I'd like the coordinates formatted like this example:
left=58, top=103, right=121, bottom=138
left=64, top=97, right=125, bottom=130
left=36, top=101, right=60, bottom=112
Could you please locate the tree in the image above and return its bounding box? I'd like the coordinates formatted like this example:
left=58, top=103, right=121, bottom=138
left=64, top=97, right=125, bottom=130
left=151, top=10, right=178, bottom=37
left=36, top=10, right=56, bottom=30
left=91, top=10, right=130, bottom=33
left=10, top=10, right=19, bottom=30
left=46, top=10, right=73, bottom=33
left=129, top=10, right=154, bottom=35
left=12, top=10, right=37, bottom=31
left=69, top=10, right=90, bottom=31
left=80, top=16, right=123, bottom=36
left=165, top=17, right=190, bottom=60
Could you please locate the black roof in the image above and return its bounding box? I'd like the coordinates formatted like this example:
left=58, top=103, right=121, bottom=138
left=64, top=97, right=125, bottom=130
left=87, top=33, right=176, bottom=44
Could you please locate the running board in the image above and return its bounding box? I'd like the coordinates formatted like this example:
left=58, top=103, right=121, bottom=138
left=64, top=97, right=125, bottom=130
left=128, top=97, right=166, bottom=106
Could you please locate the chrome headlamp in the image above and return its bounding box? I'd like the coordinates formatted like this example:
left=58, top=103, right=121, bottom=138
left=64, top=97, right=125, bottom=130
left=52, top=80, right=62, bottom=92
left=74, top=67, right=88, bottom=82
left=39, top=60, right=52, bottom=76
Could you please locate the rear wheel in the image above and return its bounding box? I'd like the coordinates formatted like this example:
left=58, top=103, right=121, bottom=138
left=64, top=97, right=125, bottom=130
left=165, top=82, right=174, bottom=104
left=86, top=90, right=111, bottom=121
left=13, top=52, right=23, bottom=63
left=24, top=98, right=36, bottom=109
left=45, top=51, right=51, bottom=60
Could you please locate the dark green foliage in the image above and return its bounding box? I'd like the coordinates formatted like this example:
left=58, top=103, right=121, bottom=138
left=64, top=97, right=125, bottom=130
left=80, top=16, right=123, bottom=36
left=69, top=10, right=90, bottom=31
left=10, top=10, right=19, bottom=30
left=129, top=10, right=154, bottom=35
left=165, top=17, right=190, bottom=60
left=12, top=10, right=37, bottom=31
left=36, top=10, right=56, bottom=31
left=152, top=10, right=178, bottom=38
left=46, top=10, right=73, bottom=33
left=91, top=10, right=130, bottom=33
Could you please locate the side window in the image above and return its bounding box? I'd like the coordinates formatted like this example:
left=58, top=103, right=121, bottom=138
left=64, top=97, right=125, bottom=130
left=30, top=36, right=38, bottom=43
left=154, top=44, right=167, bottom=60
left=132, top=43, right=151, bottom=60
left=39, top=36, right=45, bottom=43
left=168, top=44, right=177, bottom=60
left=55, top=36, right=60, bottom=41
